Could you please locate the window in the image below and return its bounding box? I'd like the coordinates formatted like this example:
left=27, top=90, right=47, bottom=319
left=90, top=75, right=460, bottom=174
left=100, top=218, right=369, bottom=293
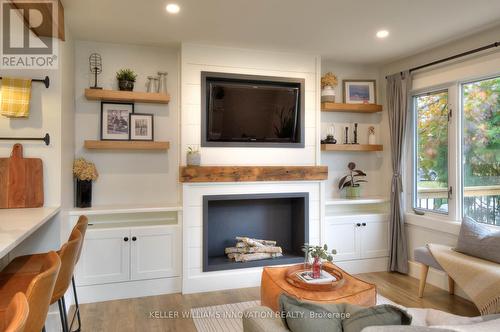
left=462, top=77, right=500, bottom=226
left=413, top=91, right=449, bottom=214
left=411, top=75, right=499, bottom=226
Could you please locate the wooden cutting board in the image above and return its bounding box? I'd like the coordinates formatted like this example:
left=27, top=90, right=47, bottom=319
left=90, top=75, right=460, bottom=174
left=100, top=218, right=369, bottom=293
left=0, top=144, right=44, bottom=208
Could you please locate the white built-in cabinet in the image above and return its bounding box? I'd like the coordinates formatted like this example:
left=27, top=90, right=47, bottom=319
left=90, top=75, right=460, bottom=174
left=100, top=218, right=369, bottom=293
left=77, top=224, right=180, bottom=286
left=325, top=214, right=389, bottom=262
left=67, top=206, right=182, bottom=303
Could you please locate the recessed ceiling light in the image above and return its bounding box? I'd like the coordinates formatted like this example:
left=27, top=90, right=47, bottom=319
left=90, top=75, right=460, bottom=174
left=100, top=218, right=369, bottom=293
left=376, top=30, right=389, bottom=38
left=166, top=3, right=180, bottom=14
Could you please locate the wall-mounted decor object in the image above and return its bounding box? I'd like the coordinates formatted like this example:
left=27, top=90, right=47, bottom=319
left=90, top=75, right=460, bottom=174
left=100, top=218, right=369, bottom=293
left=186, top=146, right=201, bottom=166
left=101, top=102, right=134, bottom=141
left=89, top=53, right=102, bottom=89
left=73, top=158, right=98, bottom=208
left=0, top=144, right=43, bottom=209
left=129, top=113, right=154, bottom=141
left=338, top=162, right=367, bottom=198
left=116, top=68, right=137, bottom=91
left=157, top=71, right=168, bottom=94
left=368, top=126, right=376, bottom=145
left=343, top=79, right=376, bottom=104
left=321, top=72, right=338, bottom=103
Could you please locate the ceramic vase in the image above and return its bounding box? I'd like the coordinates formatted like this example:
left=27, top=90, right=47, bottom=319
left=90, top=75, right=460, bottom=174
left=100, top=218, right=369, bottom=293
left=76, top=180, right=92, bottom=208
left=321, top=86, right=336, bottom=103
left=345, top=186, right=361, bottom=199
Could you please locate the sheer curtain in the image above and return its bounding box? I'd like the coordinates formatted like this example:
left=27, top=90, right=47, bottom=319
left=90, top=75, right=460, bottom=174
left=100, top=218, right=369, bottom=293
left=386, top=71, right=411, bottom=273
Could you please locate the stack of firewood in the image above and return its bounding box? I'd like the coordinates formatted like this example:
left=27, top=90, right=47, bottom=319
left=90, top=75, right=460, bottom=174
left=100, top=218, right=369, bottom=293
left=225, top=236, right=283, bottom=262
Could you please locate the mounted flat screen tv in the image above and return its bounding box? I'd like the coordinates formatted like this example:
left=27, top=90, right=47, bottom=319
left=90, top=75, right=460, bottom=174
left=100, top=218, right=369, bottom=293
left=201, top=72, right=305, bottom=147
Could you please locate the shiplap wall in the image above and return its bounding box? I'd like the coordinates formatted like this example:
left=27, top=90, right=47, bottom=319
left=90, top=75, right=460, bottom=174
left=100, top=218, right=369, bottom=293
left=180, top=43, right=321, bottom=166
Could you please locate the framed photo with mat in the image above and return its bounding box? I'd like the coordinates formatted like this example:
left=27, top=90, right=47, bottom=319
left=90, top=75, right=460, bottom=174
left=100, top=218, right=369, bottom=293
left=129, top=113, right=154, bottom=141
left=100, top=102, right=134, bottom=140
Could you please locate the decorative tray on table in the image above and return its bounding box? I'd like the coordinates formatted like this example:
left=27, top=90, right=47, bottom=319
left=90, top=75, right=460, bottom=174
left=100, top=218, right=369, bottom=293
left=285, top=264, right=345, bottom=291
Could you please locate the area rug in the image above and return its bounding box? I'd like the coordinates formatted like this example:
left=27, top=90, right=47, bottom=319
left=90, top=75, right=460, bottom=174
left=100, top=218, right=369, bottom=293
left=191, top=295, right=398, bottom=332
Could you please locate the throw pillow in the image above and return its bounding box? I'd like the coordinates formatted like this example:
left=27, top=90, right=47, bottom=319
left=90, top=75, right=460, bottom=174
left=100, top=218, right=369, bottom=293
left=342, top=303, right=412, bottom=332
left=455, top=217, right=500, bottom=263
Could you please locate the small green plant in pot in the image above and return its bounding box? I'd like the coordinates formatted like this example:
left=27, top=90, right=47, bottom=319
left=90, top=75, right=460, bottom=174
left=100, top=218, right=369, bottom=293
left=116, top=68, right=137, bottom=91
left=302, top=243, right=337, bottom=279
left=338, top=162, right=367, bottom=198
left=186, top=146, right=201, bottom=166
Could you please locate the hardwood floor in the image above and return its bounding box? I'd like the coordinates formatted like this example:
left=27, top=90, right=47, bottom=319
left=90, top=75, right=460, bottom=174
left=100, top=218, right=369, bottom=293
left=75, top=272, right=478, bottom=332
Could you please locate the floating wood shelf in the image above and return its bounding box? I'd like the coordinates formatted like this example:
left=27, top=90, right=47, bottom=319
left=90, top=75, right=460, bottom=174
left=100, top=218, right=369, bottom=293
left=84, top=140, right=170, bottom=151
left=321, top=102, right=382, bottom=113
left=321, top=144, right=383, bottom=152
left=180, top=166, right=328, bottom=183
left=84, top=89, right=170, bottom=104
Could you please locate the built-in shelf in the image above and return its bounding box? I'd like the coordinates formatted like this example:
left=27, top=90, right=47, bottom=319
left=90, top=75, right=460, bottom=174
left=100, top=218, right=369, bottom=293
left=180, top=166, right=328, bottom=182
left=321, top=102, right=382, bottom=113
left=68, top=204, right=182, bottom=216
left=325, top=196, right=389, bottom=206
left=321, top=144, right=383, bottom=152
left=84, top=140, right=170, bottom=151
left=84, top=88, right=170, bottom=104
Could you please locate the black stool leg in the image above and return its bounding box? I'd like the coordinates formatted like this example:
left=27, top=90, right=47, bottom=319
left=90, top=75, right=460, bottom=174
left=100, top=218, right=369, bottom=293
left=42, top=326, right=47, bottom=332
left=69, top=276, right=82, bottom=332
left=58, top=298, right=69, bottom=332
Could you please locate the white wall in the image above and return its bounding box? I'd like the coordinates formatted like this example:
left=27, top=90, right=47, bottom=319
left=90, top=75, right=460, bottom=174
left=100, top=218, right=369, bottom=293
left=180, top=43, right=321, bottom=166
left=320, top=61, right=391, bottom=199
left=74, top=41, right=180, bottom=206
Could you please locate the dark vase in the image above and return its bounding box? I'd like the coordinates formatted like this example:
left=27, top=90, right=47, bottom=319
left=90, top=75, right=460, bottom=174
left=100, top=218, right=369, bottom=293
left=76, top=180, right=92, bottom=208
left=118, top=80, right=134, bottom=91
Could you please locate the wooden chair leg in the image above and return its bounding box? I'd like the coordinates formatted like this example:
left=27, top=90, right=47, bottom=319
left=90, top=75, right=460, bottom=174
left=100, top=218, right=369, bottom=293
left=448, top=275, right=455, bottom=295
left=418, top=264, right=429, bottom=298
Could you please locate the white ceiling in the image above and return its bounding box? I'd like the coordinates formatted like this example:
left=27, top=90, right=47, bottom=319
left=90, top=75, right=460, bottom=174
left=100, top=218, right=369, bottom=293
left=62, top=0, right=500, bottom=64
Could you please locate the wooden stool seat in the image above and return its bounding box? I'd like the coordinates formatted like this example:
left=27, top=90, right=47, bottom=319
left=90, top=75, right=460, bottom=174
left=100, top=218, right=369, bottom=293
left=260, top=263, right=376, bottom=312
left=0, top=293, right=29, bottom=332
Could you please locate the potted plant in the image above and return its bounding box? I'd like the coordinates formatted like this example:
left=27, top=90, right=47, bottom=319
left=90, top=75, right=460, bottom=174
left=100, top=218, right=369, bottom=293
left=73, top=158, right=98, bottom=208
left=338, top=162, right=367, bottom=198
left=116, top=68, right=137, bottom=91
left=186, top=146, right=201, bottom=166
left=321, top=72, right=338, bottom=103
left=302, top=244, right=337, bottom=279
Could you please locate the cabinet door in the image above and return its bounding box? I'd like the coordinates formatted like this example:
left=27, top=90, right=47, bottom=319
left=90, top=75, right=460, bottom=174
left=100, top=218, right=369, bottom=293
left=360, top=221, right=389, bottom=259
left=75, top=227, right=130, bottom=286
left=130, top=225, right=180, bottom=281
left=324, top=220, right=360, bottom=261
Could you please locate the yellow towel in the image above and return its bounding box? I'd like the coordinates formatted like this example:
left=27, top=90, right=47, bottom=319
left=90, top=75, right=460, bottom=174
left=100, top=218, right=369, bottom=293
left=0, top=77, right=32, bottom=118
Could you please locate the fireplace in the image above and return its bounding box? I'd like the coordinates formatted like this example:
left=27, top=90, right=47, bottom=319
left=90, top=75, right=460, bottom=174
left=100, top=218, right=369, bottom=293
left=203, top=193, right=308, bottom=272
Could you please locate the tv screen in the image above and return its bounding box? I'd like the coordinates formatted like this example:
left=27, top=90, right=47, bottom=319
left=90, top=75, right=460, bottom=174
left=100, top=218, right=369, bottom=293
left=202, top=72, right=304, bottom=147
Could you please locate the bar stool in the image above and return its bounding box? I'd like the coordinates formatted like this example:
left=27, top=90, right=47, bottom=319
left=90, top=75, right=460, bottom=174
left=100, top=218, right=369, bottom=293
left=0, top=292, right=29, bottom=332
left=2, top=229, right=82, bottom=332
left=0, top=251, right=61, bottom=332
left=69, top=216, right=88, bottom=332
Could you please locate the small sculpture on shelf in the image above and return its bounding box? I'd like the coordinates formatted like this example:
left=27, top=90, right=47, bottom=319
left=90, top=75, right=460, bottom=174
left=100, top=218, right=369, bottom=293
left=321, top=72, right=338, bottom=103
left=368, top=126, right=376, bottom=145
left=73, top=158, right=98, bottom=208
left=338, top=162, right=367, bottom=199
left=321, top=124, right=337, bottom=144
left=89, top=53, right=102, bottom=89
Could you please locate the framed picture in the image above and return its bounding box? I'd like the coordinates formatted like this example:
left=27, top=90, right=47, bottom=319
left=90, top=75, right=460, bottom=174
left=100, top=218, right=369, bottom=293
left=129, top=113, right=154, bottom=141
left=101, top=102, right=134, bottom=140
left=343, top=80, right=377, bottom=104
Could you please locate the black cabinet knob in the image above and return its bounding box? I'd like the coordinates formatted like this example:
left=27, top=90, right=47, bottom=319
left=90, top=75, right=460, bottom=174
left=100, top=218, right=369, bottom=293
left=132, top=236, right=137, bottom=241
left=124, top=237, right=129, bottom=242
left=356, top=223, right=361, bottom=227
left=362, top=222, right=367, bottom=226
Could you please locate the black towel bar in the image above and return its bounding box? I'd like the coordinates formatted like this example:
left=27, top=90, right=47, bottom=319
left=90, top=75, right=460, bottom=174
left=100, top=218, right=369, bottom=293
left=0, top=76, right=50, bottom=88
left=0, top=133, right=50, bottom=146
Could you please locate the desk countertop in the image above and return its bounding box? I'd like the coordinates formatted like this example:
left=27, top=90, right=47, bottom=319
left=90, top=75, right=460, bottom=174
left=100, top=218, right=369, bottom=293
left=0, top=207, right=61, bottom=258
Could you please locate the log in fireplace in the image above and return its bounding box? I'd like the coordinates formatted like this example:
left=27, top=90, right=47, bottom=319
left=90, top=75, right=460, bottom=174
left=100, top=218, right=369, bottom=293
left=203, top=193, right=309, bottom=272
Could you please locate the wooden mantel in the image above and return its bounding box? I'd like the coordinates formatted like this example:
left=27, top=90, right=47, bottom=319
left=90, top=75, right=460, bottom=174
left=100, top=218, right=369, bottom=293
left=180, top=166, right=328, bottom=183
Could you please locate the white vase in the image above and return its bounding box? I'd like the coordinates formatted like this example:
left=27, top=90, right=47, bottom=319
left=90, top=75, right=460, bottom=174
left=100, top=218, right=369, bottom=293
left=321, top=86, right=336, bottom=103
left=368, top=133, right=376, bottom=145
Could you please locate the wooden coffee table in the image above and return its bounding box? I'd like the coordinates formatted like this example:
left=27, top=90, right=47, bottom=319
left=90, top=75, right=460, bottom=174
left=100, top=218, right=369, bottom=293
left=261, top=263, right=376, bottom=311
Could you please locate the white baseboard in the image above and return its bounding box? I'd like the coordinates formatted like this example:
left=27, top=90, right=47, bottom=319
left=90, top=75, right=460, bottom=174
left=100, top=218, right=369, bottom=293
left=76, top=277, right=181, bottom=304
left=336, top=257, right=389, bottom=274
left=408, top=260, right=469, bottom=300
